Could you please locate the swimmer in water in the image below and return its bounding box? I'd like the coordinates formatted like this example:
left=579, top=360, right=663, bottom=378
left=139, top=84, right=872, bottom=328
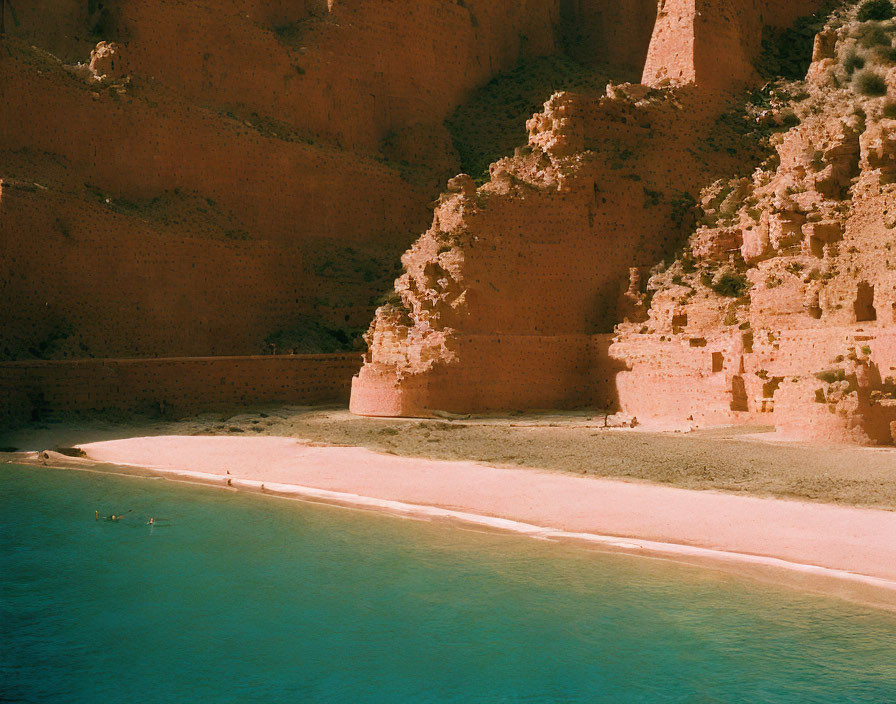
left=147, top=517, right=154, bottom=525
left=95, top=510, right=99, bottom=521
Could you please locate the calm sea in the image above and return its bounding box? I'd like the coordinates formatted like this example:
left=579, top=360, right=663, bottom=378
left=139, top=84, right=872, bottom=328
left=2, top=463, right=895, bottom=703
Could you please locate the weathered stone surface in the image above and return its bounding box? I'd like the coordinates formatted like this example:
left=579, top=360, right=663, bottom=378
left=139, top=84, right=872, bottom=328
left=88, top=41, right=128, bottom=80
left=2, top=0, right=658, bottom=360
left=353, top=0, right=895, bottom=447
left=610, top=2, right=896, bottom=444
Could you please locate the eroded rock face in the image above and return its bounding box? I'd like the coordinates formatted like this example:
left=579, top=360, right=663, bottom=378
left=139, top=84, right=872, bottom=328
left=6, top=0, right=657, bottom=361
left=350, top=0, right=842, bottom=421
left=353, top=0, right=896, bottom=446
left=860, top=119, right=896, bottom=180
left=642, top=0, right=824, bottom=90
left=526, top=92, right=586, bottom=157
left=351, top=80, right=776, bottom=416
left=611, top=2, right=896, bottom=444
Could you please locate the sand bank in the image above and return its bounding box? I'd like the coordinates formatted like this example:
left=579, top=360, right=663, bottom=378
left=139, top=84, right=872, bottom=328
left=5, top=408, right=896, bottom=508
left=68, top=435, right=896, bottom=603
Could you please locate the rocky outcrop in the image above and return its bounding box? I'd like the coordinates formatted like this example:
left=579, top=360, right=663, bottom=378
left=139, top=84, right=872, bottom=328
left=351, top=0, right=896, bottom=446
left=88, top=41, right=129, bottom=81
left=611, top=2, right=896, bottom=444
left=351, top=80, right=768, bottom=416
left=643, top=0, right=825, bottom=89
left=351, top=0, right=830, bottom=419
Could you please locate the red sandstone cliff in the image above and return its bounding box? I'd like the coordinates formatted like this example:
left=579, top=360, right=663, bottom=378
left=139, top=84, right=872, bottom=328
left=350, top=84, right=765, bottom=416
left=611, top=3, right=896, bottom=445
left=345, top=0, right=896, bottom=447
left=1, top=0, right=652, bottom=360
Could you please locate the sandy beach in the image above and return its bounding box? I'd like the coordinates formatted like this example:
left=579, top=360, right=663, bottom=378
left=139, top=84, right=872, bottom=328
left=13, top=432, right=875, bottom=608
left=4, top=406, right=895, bottom=607
left=5, top=406, right=896, bottom=507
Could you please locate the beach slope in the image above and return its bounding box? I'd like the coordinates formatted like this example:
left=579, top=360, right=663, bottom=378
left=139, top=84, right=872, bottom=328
left=75, top=435, right=896, bottom=601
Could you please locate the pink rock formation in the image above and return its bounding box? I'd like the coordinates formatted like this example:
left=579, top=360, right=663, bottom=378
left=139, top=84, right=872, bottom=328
left=643, top=0, right=823, bottom=90
left=610, top=3, right=896, bottom=444
left=351, top=79, right=764, bottom=416
left=347, top=0, right=896, bottom=447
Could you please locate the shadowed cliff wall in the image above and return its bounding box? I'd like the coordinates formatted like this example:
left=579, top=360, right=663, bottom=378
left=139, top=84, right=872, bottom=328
left=0, top=354, right=362, bottom=426
left=1, top=0, right=660, bottom=364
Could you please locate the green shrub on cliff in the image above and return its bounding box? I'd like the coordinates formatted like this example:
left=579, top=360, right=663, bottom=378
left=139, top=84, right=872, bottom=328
left=858, top=24, right=892, bottom=48
left=710, top=272, right=749, bottom=298
left=855, top=69, right=888, bottom=95
left=857, top=0, right=896, bottom=22
left=843, top=49, right=866, bottom=74
left=757, top=4, right=836, bottom=80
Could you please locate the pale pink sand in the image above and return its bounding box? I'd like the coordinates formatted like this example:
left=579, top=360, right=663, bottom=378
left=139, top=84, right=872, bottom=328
left=79, top=435, right=896, bottom=589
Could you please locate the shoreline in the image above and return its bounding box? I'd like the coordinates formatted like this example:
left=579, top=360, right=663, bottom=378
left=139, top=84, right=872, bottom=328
left=9, top=433, right=896, bottom=611
left=4, top=407, right=895, bottom=509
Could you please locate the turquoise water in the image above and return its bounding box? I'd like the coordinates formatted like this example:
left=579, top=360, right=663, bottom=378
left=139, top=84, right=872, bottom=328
left=2, top=464, right=895, bottom=703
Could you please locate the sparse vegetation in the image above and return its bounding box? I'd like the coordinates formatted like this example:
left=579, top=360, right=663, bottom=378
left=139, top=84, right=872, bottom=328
left=859, top=23, right=892, bottom=48
left=757, top=3, right=837, bottom=80
left=670, top=191, right=698, bottom=231
left=855, top=69, right=888, bottom=96
left=264, top=317, right=366, bottom=354
left=814, top=368, right=848, bottom=384
left=779, top=110, right=801, bottom=128
left=445, top=55, right=630, bottom=180
left=711, top=272, right=750, bottom=298
left=643, top=188, right=663, bottom=207
left=373, top=290, right=403, bottom=308
left=843, top=49, right=866, bottom=74
left=857, top=0, right=896, bottom=23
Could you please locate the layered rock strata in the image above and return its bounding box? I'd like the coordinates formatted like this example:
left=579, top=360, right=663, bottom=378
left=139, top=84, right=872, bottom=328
left=351, top=83, right=763, bottom=415
left=2, top=0, right=653, bottom=360
left=348, top=0, right=892, bottom=450
left=612, top=3, right=896, bottom=444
